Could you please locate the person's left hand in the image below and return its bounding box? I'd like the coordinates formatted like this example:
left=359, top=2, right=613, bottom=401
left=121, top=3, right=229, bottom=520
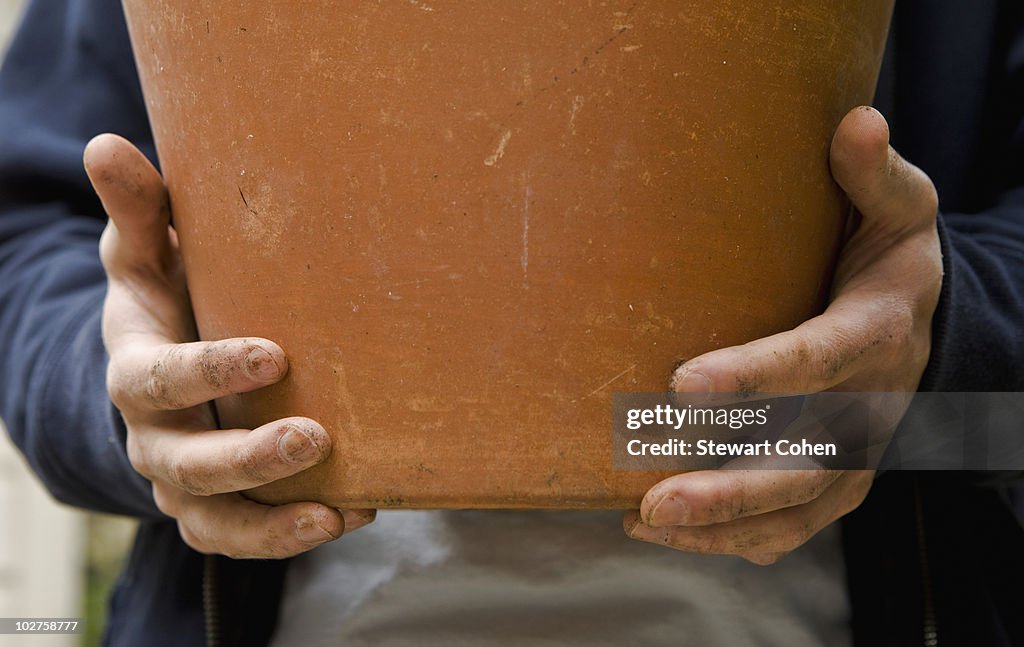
left=624, top=106, right=942, bottom=565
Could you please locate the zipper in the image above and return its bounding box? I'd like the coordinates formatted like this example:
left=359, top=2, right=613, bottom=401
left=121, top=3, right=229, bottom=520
left=203, top=554, right=221, bottom=647
left=913, top=483, right=938, bottom=647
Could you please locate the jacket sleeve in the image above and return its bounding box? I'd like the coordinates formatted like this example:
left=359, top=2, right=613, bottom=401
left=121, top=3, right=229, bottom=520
left=919, top=206, right=1024, bottom=392
left=0, top=0, right=162, bottom=518
left=914, top=7, right=1024, bottom=393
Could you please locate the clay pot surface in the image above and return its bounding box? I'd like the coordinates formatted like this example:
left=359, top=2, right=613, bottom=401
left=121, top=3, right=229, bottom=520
left=123, top=1, right=893, bottom=508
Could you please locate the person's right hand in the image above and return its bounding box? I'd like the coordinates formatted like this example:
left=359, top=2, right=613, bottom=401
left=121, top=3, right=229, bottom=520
left=85, top=134, right=375, bottom=559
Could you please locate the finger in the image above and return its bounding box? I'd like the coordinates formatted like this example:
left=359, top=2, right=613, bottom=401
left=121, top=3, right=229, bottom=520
left=625, top=471, right=871, bottom=558
left=108, top=338, right=287, bottom=411
left=171, top=492, right=345, bottom=559
left=745, top=552, right=786, bottom=566
left=133, top=417, right=330, bottom=495
left=830, top=106, right=938, bottom=237
left=670, top=292, right=904, bottom=395
left=340, top=509, right=377, bottom=535
left=84, top=133, right=174, bottom=277
left=638, top=469, right=841, bottom=527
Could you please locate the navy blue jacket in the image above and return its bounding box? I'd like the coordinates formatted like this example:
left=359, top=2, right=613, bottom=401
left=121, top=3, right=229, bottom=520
left=0, top=1, right=1021, bottom=645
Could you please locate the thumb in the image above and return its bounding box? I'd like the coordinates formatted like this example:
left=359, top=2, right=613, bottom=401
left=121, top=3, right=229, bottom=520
left=829, top=106, right=938, bottom=237
left=85, top=133, right=174, bottom=277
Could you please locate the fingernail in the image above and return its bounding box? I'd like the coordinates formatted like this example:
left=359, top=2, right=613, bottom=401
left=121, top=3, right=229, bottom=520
left=648, top=494, right=688, bottom=527
left=278, top=427, right=320, bottom=464
left=295, top=514, right=335, bottom=544
left=671, top=370, right=711, bottom=394
left=245, top=347, right=281, bottom=381
left=340, top=509, right=376, bottom=534
left=627, top=520, right=660, bottom=542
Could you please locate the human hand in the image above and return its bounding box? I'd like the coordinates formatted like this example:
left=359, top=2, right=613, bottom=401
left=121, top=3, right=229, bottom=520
left=624, top=106, right=942, bottom=564
left=85, top=134, right=375, bottom=558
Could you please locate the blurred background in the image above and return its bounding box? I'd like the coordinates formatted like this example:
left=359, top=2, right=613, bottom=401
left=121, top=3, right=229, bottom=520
left=0, top=2, right=137, bottom=646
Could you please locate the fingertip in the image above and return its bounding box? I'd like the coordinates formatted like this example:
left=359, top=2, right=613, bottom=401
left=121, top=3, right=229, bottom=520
left=295, top=504, right=345, bottom=546
left=834, top=106, right=889, bottom=154
left=84, top=133, right=148, bottom=187
left=83, top=132, right=165, bottom=206
left=340, top=508, right=377, bottom=535
left=830, top=105, right=890, bottom=189
left=242, top=339, right=288, bottom=383
left=83, top=133, right=123, bottom=174
left=669, top=366, right=712, bottom=395
left=639, top=485, right=663, bottom=524
left=624, top=514, right=665, bottom=544
left=640, top=478, right=690, bottom=527
left=275, top=417, right=332, bottom=467
left=745, top=552, right=784, bottom=566
left=645, top=471, right=732, bottom=526
left=85, top=136, right=170, bottom=271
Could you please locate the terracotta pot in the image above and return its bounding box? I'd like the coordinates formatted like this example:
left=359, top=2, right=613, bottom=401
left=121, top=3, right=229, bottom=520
left=122, top=1, right=893, bottom=509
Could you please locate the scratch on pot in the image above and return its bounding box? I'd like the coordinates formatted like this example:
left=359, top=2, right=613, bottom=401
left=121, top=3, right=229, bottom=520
left=333, top=355, right=363, bottom=435
left=238, top=185, right=256, bottom=215
left=587, top=364, right=638, bottom=398
left=484, top=129, right=512, bottom=166
left=569, top=95, right=584, bottom=133
left=521, top=179, right=531, bottom=284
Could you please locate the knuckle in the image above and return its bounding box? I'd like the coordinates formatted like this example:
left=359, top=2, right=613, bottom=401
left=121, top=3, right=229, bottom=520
left=125, top=434, right=153, bottom=478
left=231, top=442, right=274, bottom=486
left=98, top=227, right=123, bottom=274
left=807, top=332, right=848, bottom=384
left=105, top=362, right=134, bottom=411
left=181, top=519, right=247, bottom=559
left=731, top=358, right=767, bottom=399
left=98, top=227, right=115, bottom=263
left=197, top=342, right=234, bottom=392
left=837, top=475, right=873, bottom=518
left=151, top=483, right=177, bottom=517
left=145, top=348, right=185, bottom=409
left=915, top=172, right=939, bottom=219
left=788, top=332, right=816, bottom=366
left=169, top=456, right=213, bottom=497
left=817, top=337, right=845, bottom=382
left=193, top=523, right=237, bottom=557
left=177, top=523, right=212, bottom=555
left=852, top=473, right=874, bottom=503
left=144, top=371, right=172, bottom=408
